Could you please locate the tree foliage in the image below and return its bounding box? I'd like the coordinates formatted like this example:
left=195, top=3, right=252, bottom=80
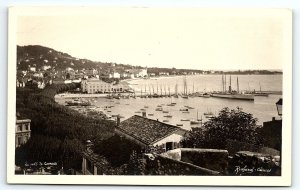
left=183, top=107, right=261, bottom=150
left=15, top=84, right=115, bottom=171
left=93, top=135, right=142, bottom=167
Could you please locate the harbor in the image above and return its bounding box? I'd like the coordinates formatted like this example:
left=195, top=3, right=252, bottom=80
left=55, top=74, right=282, bottom=131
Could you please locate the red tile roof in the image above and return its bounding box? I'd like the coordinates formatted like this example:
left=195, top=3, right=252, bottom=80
left=116, top=115, right=181, bottom=145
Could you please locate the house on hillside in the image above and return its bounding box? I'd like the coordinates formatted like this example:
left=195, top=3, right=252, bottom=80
left=85, top=68, right=98, bottom=76
left=109, top=72, right=121, bottom=79
left=115, top=114, right=187, bottom=151
left=15, top=119, right=31, bottom=148
left=16, top=78, right=27, bottom=88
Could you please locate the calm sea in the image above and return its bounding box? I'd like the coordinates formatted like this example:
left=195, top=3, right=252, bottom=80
left=57, top=74, right=282, bottom=130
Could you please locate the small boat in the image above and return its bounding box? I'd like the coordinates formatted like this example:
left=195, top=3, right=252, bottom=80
left=184, top=106, right=195, bottom=109
left=190, top=111, right=202, bottom=125
left=163, top=120, right=169, bottom=122
left=144, top=106, right=149, bottom=108
left=182, top=111, right=190, bottom=114
left=164, top=115, right=173, bottom=118
left=202, top=93, right=211, bottom=98
left=253, top=92, right=269, bottom=96
left=176, top=124, right=183, bottom=126
left=114, top=96, right=121, bottom=99
left=182, top=95, right=189, bottom=99
left=65, top=99, right=91, bottom=106
left=190, top=120, right=202, bottom=125
left=148, top=113, right=154, bottom=116
left=204, top=108, right=214, bottom=116
left=140, top=108, right=146, bottom=111
left=162, top=111, right=169, bottom=113
left=181, top=119, right=190, bottom=121
left=155, top=108, right=163, bottom=111
left=107, top=110, right=111, bottom=112
left=180, top=108, right=188, bottom=111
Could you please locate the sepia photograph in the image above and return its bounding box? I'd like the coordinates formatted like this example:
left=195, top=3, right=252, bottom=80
left=7, top=7, right=292, bottom=186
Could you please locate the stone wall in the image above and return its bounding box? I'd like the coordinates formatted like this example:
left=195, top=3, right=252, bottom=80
left=161, top=148, right=228, bottom=174
left=143, top=154, right=220, bottom=175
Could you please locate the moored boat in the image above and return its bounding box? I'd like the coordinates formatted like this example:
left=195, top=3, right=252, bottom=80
left=211, top=75, right=254, bottom=101
left=65, top=99, right=91, bottom=106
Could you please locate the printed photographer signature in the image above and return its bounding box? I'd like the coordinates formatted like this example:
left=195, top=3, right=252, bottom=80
left=234, top=166, right=271, bottom=174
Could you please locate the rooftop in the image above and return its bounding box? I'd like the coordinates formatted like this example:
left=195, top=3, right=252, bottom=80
left=117, top=115, right=181, bottom=145
left=16, top=119, right=31, bottom=124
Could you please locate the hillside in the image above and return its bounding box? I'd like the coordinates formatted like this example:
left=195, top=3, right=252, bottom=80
left=16, top=45, right=136, bottom=74
left=16, top=45, right=281, bottom=76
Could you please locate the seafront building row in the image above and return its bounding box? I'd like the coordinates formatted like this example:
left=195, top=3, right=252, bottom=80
left=81, top=78, right=130, bottom=94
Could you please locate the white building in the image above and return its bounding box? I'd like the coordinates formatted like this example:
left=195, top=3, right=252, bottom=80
left=29, top=67, right=36, bottom=72
left=37, top=81, right=46, bottom=89
left=42, top=65, right=51, bottom=71
left=16, top=119, right=31, bottom=148
left=109, top=72, right=121, bottom=79
left=81, top=79, right=130, bottom=94
left=137, top=69, right=148, bottom=78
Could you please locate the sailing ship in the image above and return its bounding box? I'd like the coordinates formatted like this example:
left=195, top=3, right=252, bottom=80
left=174, top=83, right=179, bottom=98
left=167, top=97, right=176, bottom=106
left=190, top=110, right=202, bottom=125
left=211, top=75, right=254, bottom=101
left=203, top=108, right=214, bottom=116
left=182, top=76, right=189, bottom=99
left=251, top=82, right=269, bottom=96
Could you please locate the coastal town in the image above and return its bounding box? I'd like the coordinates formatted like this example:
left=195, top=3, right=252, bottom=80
left=15, top=45, right=283, bottom=176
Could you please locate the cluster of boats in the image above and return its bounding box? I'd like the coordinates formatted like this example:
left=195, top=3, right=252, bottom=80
left=129, top=75, right=274, bottom=101
left=136, top=102, right=216, bottom=126
left=65, top=98, right=92, bottom=106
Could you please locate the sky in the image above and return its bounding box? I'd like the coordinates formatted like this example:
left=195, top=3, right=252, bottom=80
left=17, top=8, right=289, bottom=70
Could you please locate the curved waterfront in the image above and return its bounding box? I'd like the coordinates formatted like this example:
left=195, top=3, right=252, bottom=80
left=56, top=74, right=282, bottom=131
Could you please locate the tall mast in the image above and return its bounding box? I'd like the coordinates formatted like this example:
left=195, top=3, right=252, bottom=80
left=193, top=82, right=195, bottom=94
left=224, top=74, right=227, bottom=92
left=152, top=84, right=154, bottom=94
left=222, top=74, right=224, bottom=92
left=259, top=82, right=262, bottom=92
left=237, top=77, right=239, bottom=93
left=229, top=75, right=232, bottom=93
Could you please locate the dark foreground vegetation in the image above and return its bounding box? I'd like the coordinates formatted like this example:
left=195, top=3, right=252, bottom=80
left=15, top=84, right=115, bottom=172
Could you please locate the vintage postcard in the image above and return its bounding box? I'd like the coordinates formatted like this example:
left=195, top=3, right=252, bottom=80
left=7, top=7, right=292, bottom=186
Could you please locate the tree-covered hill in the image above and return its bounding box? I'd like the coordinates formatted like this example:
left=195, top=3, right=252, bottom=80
left=16, top=45, right=134, bottom=73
